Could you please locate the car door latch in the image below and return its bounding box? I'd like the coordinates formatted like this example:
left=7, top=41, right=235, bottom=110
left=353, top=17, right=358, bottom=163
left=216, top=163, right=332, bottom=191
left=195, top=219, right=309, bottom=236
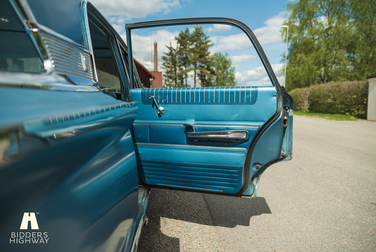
left=283, top=106, right=289, bottom=128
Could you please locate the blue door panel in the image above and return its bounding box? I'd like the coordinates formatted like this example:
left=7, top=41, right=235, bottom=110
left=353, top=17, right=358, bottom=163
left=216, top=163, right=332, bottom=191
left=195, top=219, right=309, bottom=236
left=136, top=145, right=246, bottom=166
left=133, top=124, right=259, bottom=148
left=242, top=112, right=284, bottom=197
left=141, top=161, right=243, bottom=192
left=149, top=125, right=187, bottom=144
left=131, top=86, right=280, bottom=194
left=131, top=86, right=277, bottom=123
left=140, top=86, right=258, bottom=105
left=136, top=145, right=245, bottom=193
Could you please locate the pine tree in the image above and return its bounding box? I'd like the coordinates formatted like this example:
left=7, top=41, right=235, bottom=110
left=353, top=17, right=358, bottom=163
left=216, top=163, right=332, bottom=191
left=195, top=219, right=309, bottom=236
left=175, top=28, right=191, bottom=87
left=190, top=26, right=214, bottom=88
left=161, top=43, right=179, bottom=88
left=162, top=25, right=236, bottom=88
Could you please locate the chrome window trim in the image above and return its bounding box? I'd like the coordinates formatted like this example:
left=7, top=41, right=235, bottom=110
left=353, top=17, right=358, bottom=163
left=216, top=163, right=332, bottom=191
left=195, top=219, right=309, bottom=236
left=80, top=0, right=94, bottom=54
left=80, top=0, right=99, bottom=83
left=37, top=24, right=91, bottom=54
left=8, top=0, right=98, bottom=86
left=10, top=0, right=53, bottom=73
left=136, top=143, right=247, bottom=151
left=0, top=72, right=99, bottom=92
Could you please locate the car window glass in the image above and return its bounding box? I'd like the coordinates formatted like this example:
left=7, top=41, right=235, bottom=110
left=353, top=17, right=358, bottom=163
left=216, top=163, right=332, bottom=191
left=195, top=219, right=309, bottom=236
left=0, top=1, right=44, bottom=73
left=121, top=49, right=142, bottom=89
left=89, top=21, right=121, bottom=94
left=130, top=24, right=272, bottom=88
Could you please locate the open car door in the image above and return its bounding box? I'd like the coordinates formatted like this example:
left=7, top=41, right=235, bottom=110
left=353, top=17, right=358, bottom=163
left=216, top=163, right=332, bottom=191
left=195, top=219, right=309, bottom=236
left=125, top=18, right=293, bottom=198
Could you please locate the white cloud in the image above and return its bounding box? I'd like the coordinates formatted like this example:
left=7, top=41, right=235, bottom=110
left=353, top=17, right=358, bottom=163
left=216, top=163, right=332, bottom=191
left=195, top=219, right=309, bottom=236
left=235, top=66, right=270, bottom=86
left=110, top=24, right=124, bottom=35
left=271, top=63, right=284, bottom=76
left=235, top=63, right=285, bottom=86
left=211, top=33, right=252, bottom=52
left=207, top=24, right=232, bottom=33
left=231, top=54, right=256, bottom=63
left=129, top=30, right=179, bottom=71
left=254, top=12, right=287, bottom=45
left=90, top=0, right=180, bottom=19
left=272, top=63, right=285, bottom=86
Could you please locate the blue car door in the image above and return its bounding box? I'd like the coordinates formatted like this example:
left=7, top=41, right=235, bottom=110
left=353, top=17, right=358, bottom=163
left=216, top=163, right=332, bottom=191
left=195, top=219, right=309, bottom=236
left=126, top=18, right=293, bottom=198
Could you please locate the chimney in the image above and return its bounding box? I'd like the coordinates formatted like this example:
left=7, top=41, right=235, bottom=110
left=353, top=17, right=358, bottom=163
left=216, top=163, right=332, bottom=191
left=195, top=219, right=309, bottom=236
left=154, top=42, right=158, bottom=72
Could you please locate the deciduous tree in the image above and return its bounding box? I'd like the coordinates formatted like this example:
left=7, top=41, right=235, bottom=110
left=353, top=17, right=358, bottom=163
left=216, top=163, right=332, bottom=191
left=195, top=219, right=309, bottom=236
left=282, top=0, right=376, bottom=90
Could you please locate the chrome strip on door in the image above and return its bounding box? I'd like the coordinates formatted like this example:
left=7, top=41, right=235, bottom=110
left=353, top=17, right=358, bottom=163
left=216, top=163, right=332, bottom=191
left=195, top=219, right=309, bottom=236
left=136, top=143, right=246, bottom=150
left=133, top=123, right=259, bottom=129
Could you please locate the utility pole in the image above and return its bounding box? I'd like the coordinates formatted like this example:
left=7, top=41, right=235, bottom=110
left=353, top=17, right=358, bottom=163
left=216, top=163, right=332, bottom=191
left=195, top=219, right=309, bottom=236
left=282, top=25, right=289, bottom=90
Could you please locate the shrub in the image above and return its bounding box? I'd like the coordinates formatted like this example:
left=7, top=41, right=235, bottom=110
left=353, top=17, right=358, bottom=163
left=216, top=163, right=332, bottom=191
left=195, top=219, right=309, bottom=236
left=289, top=88, right=310, bottom=111
left=289, top=81, right=368, bottom=119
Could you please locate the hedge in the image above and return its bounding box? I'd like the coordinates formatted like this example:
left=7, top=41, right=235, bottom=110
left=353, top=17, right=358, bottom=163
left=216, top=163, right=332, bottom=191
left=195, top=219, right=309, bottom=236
left=288, top=81, right=369, bottom=119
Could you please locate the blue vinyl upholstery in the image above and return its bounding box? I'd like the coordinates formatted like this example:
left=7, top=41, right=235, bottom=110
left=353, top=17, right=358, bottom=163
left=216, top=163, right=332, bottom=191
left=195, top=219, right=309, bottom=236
left=131, top=86, right=280, bottom=194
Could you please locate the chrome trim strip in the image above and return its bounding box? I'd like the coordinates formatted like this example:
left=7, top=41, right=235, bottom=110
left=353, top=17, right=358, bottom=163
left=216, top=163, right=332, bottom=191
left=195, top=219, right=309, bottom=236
left=38, top=24, right=90, bottom=53
left=130, top=213, right=147, bottom=252
left=186, top=130, right=249, bottom=142
left=234, top=87, right=236, bottom=103
left=137, top=143, right=247, bottom=150
left=244, top=87, right=246, bottom=103
left=249, top=87, right=252, bottom=103
left=14, top=0, right=37, bottom=22
left=224, top=87, right=226, bottom=103
left=0, top=73, right=98, bottom=92
left=218, top=87, right=220, bottom=103
left=80, top=0, right=93, bottom=53
left=204, top=87, right=205, bottom=103
left=133, top=123, right=259, bottom=129
left=213, top=87, right=215, bottom=103
left=239, top=87, right=241, bottom=103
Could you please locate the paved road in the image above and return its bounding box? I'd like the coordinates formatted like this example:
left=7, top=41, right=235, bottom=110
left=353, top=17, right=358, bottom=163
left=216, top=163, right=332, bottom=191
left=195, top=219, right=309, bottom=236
left=138, top=116, right=376, bottom=251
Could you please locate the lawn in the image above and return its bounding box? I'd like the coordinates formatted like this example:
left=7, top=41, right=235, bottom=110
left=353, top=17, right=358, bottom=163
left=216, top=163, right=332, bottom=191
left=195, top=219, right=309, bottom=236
left=293, top=110, right=358, bottom=121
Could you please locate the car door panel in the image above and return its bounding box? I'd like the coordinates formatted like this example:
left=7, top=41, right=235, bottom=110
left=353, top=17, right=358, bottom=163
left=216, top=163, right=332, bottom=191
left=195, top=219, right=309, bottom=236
left=126, top=18, right=293, bottom=198
left=131, top=86, right=281, bottom=194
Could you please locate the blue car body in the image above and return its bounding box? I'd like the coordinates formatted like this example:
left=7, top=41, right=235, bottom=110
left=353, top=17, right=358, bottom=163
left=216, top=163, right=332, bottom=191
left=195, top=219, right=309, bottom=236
left=0, top=0, right=293, bottom=251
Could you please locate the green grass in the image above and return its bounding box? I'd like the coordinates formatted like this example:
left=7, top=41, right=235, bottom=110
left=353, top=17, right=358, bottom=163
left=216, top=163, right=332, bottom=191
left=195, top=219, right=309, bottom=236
left=294, top=110, right=358, bottom=121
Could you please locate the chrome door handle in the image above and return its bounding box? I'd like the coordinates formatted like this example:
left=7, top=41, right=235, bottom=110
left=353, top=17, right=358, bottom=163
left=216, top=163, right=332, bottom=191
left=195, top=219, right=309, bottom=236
left=150, top=96, right=165, bottom=117
left=186, top=130, right=249, bottom=142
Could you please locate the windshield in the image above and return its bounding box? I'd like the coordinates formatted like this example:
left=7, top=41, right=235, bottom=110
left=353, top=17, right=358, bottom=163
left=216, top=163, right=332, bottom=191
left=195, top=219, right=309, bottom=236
left=0, top=1, right=44, bottom=74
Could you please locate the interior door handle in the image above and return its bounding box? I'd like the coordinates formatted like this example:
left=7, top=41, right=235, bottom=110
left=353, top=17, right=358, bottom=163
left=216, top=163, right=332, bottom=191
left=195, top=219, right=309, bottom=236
left=186, top=130, right=249, bottom=143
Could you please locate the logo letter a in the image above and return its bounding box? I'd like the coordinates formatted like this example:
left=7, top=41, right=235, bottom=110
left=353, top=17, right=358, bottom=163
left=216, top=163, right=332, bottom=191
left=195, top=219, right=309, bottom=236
left=20, top=212, right=39, bottom=230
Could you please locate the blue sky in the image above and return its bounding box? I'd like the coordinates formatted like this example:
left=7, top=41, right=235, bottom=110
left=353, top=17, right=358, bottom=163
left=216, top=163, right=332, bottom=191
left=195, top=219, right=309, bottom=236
left=90, top=0, right=290, bottom=86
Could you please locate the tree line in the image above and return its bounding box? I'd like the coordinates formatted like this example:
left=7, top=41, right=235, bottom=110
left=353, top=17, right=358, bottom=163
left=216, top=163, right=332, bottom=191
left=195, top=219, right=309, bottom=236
left=283, top=0, right=376, bottom=90
left=162, top=26, right=236, bottom=88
